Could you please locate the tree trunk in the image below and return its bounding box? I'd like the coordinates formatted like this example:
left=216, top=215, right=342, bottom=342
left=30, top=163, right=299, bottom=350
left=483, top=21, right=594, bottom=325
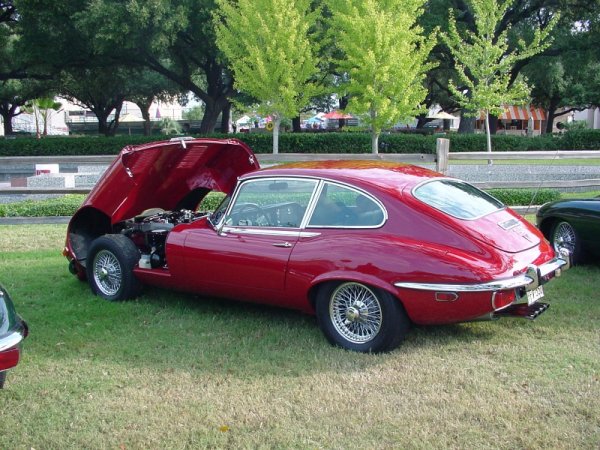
left=141, top=109, right=152, bottom=136
left=272, top=117, right=281, bottom=154
left=292, top=116, right=301, bottom=133
left=220, top=102, right=231, bottom=134
left=545, top=98, right=560, bottom=134
left=200, top=98, right=226, bottom=134
left=488, top=113, right=498, bottom=135
left=484, top=110, right=493, bottom=165
left=0, top=103, right=17, bottom=135
left=1, top=112, right=13, bottom=134
left=416, top=114, right=429, bottom=129
left=458, top=111, right=476, bottom=134
left=371, top=131, right=379, bottom=154
left=132, top=98, right=153, bottom=136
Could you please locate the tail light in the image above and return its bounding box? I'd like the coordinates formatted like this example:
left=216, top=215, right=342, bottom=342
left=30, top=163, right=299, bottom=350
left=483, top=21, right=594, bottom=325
left=492, top=290, right=516, bottom=311
left=0, top=347, right=20, bottom=371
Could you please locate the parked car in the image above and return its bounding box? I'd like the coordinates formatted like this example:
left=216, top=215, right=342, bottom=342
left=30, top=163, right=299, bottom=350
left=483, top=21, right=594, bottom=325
left=0, top=283, right=28, bottom=388
left=63, top=138, right=570, bottom=353
left=536, top=197, right=600, bottom=264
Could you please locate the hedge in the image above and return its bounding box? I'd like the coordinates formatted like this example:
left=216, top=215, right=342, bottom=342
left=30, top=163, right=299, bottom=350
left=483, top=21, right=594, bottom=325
left=0, top=189, right=560, bottom=218
left=1, top=129, right=599, bottom=157
left=487, top=189, right=561, bottom=206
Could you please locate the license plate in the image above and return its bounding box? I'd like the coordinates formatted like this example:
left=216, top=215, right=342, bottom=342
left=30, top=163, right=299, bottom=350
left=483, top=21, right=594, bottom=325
left=527, top=286, right=544, bottom=305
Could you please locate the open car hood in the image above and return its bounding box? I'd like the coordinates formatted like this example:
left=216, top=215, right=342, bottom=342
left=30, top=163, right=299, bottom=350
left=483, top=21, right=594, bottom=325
left=83, top=138, right=260, bottom=224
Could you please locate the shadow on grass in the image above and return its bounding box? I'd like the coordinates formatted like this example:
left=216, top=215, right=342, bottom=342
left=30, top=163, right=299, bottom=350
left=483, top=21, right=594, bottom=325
left=3, top=250, right=565, bottom=381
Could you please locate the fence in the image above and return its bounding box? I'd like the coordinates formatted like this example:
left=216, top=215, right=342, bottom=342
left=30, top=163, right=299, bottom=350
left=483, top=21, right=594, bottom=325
left=1, top=139, right=600, bottom=195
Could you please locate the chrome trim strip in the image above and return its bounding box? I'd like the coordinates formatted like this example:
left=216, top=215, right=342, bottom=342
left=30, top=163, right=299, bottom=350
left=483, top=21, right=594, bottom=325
left=222, top=226, right=320, bottom=238
left=539, top=256, right=568, bottom=277
left=394, top=256, right=568, bottom=293
left=239, top=174, right=389, bottom=229
left=395, top=274, right=533, bottom=292
left=0, top=330, right=24, bottom=353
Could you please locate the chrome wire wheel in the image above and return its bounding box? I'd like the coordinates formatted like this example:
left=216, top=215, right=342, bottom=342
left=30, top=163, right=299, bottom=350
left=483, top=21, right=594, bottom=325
left=552, top=221, right=576, bottom=255
left=329, top=282, right=382, bottom=344
left=92, top=249, right=123, bottom=297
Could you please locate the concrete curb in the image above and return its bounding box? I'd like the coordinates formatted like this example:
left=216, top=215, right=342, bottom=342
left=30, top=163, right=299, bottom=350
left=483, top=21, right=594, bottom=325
left=0, top=216, right=71, bottom=225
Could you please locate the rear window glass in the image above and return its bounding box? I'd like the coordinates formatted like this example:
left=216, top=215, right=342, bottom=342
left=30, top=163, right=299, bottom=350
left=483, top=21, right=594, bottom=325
left=413, top=179, right=504, bottom=219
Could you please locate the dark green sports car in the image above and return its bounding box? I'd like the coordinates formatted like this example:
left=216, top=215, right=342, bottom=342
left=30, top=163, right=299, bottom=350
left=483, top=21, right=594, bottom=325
left=0, top=283, right=28, bottom=389
left=536, top=197, right=600, bottom=265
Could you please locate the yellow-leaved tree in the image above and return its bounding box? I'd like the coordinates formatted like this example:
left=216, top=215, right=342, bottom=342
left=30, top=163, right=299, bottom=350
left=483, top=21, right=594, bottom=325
left=214, top=0, right=323, bottom=154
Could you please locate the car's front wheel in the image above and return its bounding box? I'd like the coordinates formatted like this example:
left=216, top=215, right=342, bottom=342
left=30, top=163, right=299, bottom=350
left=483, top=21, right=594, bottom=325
left=86, top=235, right=142, bottom=301
left=551, top=221, right=583, bottom=264
left=315, top=282, right=410, bottom=353
left=0, top=371, right=6, bottom=389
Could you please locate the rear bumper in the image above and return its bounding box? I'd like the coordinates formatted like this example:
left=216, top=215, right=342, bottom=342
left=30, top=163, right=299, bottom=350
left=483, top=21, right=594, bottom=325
left=0, top=317, right=28, bottom=371
left=393, top=251, right=570, bottom=322
left=394, top=252, right=570, bottom=294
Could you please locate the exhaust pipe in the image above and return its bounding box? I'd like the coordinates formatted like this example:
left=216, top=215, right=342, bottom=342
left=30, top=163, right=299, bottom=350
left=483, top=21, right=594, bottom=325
left=494, top=302, right=549, bottom=320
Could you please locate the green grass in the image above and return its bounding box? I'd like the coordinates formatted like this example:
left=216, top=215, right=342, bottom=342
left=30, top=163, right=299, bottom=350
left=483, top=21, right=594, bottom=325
left=0, top=225, right=599, bottom=448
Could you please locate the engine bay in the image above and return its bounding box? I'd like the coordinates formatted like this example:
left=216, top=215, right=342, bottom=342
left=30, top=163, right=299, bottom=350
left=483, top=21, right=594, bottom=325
left=117, top=209, right=207, bottom=269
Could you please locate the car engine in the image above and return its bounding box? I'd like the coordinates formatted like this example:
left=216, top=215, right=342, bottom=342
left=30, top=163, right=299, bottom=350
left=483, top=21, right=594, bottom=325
left=117, top=209, right=207, bottom=269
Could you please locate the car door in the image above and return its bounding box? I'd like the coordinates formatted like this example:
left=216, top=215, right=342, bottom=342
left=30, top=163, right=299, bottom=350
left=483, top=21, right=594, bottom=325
left=182, top=178, right=319, bottom=304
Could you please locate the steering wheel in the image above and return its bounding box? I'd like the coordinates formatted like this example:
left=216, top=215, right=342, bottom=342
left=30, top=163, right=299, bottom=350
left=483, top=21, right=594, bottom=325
left=235, top=203, right=265, bottom=225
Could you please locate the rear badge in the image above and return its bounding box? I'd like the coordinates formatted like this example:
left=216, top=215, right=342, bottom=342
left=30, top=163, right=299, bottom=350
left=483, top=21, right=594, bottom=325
left=498, top=218, right=520, bottom=230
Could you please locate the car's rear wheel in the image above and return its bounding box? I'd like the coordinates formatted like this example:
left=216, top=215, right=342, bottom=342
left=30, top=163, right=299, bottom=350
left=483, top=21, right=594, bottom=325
left=0, top=371, right=6, bottom=389
left=86, top=235, right=142, bottom=301
left=315, top=282, right=410, bottom=353
left=551, top=221, right=583, bottom=264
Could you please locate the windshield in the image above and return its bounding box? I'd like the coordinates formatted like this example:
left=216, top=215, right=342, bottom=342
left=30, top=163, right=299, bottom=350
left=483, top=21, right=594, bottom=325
left=209, top=195, right=232, bottom=227
left=413, top=179, right=504, bottom=220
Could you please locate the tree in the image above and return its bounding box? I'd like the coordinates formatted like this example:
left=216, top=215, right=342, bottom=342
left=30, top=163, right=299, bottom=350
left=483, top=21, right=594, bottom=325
left=59, top=67, right=132, bottom=136
left=443, top=0, right=556, bottom=154
left=214, top=0, right=323, bottom=153
left=23, top=97, right=62, bottom=137
left=327, top=0, right=435, bottom=153
left=0, top=79, right=51, bottom=135
left=525, top=2, right=600, bottom=132
left=75, top=0, right=235, bottom=133
left=127, top=70, right=184, bottom=136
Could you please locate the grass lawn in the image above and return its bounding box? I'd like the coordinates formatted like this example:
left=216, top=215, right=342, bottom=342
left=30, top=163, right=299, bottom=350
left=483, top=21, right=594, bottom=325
left=0, top=225, right=598, bottom=449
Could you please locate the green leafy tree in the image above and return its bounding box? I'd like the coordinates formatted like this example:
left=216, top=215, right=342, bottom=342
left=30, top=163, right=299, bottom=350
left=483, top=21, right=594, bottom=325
left=443, top=0, right=557, bottom=149
left=59, top=67, right=133, bottom=136
left=327, top=0, right=436, bottom=153
left=526, top=3, right=600, bottom=132
left=127, top=70, right=185, bottom=136
left=0, top=78, right=51, bottom=135
left=214, top=0, right=323, bottom=153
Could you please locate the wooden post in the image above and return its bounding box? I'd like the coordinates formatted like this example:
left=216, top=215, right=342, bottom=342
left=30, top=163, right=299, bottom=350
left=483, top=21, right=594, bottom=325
left=436, top=138, right=450, bottom=174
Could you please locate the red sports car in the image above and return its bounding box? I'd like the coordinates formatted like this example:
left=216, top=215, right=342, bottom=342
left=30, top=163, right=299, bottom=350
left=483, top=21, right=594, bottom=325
left=64, top=138, right=570, bottom=352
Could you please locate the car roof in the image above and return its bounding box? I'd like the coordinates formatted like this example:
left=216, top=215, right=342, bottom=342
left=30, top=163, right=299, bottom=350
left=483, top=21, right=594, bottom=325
left=243, top=160, right=444, bottom=192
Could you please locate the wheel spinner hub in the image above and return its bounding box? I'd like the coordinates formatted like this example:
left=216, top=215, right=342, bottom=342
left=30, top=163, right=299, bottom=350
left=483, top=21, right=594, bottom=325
left=93, top=250, right=122, bottom=297
left=330, top=283, right=382, bottom=344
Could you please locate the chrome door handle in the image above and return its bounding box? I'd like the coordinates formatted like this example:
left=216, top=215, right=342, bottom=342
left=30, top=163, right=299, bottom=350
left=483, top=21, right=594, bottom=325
left=272, top=242, right=293, bottom=248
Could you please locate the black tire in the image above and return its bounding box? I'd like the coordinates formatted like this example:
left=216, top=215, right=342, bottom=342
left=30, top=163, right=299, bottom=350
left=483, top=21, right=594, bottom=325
left=315, top=282, right=410, bottom=353
left=0, top=371, right=6, bottom=389
left=86, top=234, right=142, bottom=301
left=551, top=221, right=584, bottom=265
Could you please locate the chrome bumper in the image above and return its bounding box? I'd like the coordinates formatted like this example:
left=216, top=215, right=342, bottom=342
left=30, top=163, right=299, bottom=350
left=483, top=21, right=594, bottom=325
left=0, top=329, right=26, bottom=353
left=394, top=250, right=570, bottom=294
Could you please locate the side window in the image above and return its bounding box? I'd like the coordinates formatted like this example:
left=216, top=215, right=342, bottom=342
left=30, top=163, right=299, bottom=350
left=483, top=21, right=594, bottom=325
left=226, top=178, right=317, bottom=228
left=308, top=183, right=384, bottom=227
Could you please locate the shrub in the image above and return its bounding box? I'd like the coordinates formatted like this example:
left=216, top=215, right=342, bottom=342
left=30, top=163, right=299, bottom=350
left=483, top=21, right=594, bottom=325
left=3, top=128, right=598, bottom=158
left=486, top=189, right=561, bottom=206
left=0, top=194, right=85, bottom=217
